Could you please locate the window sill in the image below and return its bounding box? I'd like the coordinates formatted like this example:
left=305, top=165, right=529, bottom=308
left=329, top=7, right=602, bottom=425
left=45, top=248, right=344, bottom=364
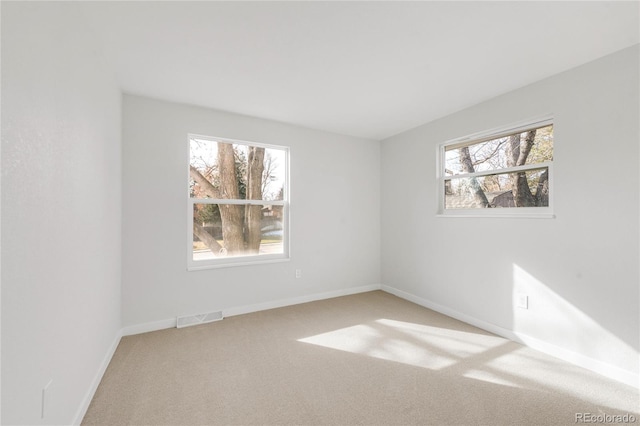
left=437, top=212, right=555, bottom=219
left=188, top=256, right=290, bottom=271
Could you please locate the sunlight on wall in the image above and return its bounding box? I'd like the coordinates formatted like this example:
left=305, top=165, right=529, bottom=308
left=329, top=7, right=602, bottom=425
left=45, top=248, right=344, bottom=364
left=511, top=264, right=638, bottom=380
left=513, top=264, right=638, bottom=373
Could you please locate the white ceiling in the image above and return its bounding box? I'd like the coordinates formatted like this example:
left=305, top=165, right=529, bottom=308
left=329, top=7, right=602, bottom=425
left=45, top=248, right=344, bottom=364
left=81, top=1, right=639, bottom=140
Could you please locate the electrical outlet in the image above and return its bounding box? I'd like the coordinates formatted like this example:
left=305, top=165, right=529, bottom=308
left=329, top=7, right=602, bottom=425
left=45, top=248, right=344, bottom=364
left=295, top=269, right=302, bottom=278
left=516, top=294, right=528, bottom=309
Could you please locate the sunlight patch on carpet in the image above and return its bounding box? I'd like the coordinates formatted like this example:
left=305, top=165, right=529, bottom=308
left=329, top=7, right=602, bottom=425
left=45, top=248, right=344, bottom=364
left=298, top=318, right=507, bottom=371
left=462, top=369, right=521, bottom=388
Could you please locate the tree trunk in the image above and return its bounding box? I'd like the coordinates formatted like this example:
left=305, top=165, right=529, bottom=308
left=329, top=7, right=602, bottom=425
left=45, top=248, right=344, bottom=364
left=517, top=130, right=536, bottom=166
left=190, top=165, right=220, bottom=198
left=507, top=135, right=520, bottom=167
left=460, top=146, right=490, bottom=208
left=512, top=172, right=536, bottom=207
left=218, top=142, right=244, bottom=254
left=244, top=147, right=265, bottom=254
left=193, top=222, right=224, bottom=255
left=534, top=169, right=549, bottom=206
left=189, top=166, right=223, bottom=254
left=509, top=130, right=537, bottom=207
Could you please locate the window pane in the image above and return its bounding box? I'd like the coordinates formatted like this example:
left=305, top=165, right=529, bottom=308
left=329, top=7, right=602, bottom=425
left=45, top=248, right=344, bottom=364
left=445, top=168, right=549, bottom=209
left=445, top=125, right=553, bottom=176
left=192, top=203, right=284, bottom=260
left=189, top=138, right=287, bottom=201
left=262, top=148, right=286, bottom=201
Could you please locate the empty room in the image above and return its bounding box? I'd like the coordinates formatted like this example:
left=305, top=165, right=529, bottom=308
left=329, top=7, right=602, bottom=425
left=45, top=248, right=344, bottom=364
left=1, top=1, right=639, bottom=425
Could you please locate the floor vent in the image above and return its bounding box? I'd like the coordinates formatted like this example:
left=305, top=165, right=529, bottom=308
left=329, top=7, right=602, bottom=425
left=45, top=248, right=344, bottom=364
left=176, top=311, right=224, bottom=328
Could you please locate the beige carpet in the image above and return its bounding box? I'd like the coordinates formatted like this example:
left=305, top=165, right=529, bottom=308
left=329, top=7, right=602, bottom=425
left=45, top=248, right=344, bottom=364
left=82, top=291, right=639, bottom=425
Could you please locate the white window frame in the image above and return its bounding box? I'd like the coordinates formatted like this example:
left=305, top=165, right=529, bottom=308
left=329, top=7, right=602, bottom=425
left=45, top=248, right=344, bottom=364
left=437, top=115, right=554, bottom=218
left=187, top=134, right=290, bottom=270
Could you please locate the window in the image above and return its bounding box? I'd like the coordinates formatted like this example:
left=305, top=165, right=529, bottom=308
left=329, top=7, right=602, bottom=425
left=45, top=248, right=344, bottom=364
left=188, top=135, right=289, bottom=269
left=438, top=116, right=554, bottom=217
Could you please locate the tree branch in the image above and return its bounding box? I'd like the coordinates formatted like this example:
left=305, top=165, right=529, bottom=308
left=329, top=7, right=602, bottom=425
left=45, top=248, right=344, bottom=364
left=193, top=222, right=224, bottom=255
left=471, top=140, right=506, bottom=166
left=189, top=165, right=220, bottom=199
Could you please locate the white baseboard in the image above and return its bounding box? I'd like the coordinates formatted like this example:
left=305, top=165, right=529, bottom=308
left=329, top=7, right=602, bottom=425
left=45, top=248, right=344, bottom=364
left=224, top=284, right=382, bottom=317
left=381, top=284, right=639, bottom=389
left=72, top=329, right=122, bottom=425
left=381, top=284, right=518, bottom=338
left=511, top=331, right=638, bottom=388
left=122, top=284, right=382, bottom=336
left=122, top=317, right=176, bottom=336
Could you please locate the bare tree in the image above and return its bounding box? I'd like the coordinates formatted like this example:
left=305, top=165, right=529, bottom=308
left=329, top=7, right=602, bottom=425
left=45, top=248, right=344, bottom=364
left=190, top=143, right=267, bottom=256
left=261, top=152, right=277, bottom=198
left=244, top=146, right=265, bottom=254
left=460, top=146, right=490, bottom=208
left=451, top=126, right=552, bottom=208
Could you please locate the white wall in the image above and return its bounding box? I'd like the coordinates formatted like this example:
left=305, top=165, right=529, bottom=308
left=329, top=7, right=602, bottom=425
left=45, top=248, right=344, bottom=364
left=122, top=95, right=380, bottom=329
left=381, top=45, right=639, bottom=385
left=1, top=3, right=122, bottom=424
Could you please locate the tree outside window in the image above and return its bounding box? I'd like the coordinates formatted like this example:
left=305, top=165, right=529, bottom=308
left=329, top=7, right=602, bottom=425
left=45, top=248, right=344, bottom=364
left=188, top=136, right=289, bottom=269
left=440, top=119, right=554, bottom=216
